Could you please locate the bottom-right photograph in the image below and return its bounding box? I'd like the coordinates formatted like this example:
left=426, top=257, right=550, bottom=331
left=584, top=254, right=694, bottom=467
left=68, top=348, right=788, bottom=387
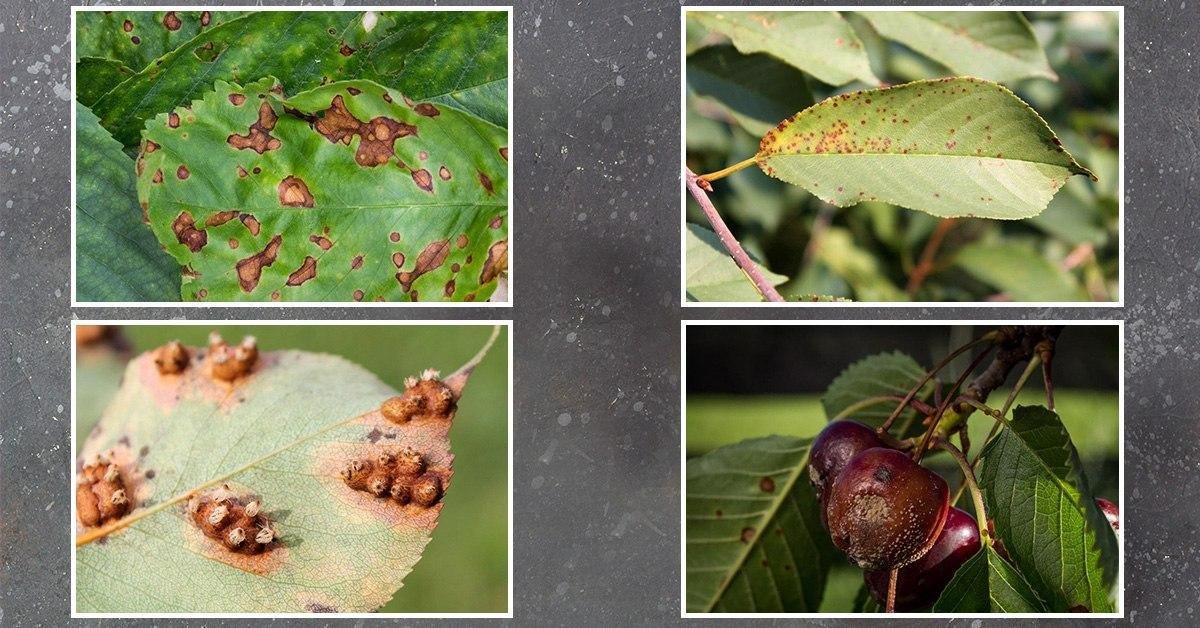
left=682, top=322, right=1122, bottom=618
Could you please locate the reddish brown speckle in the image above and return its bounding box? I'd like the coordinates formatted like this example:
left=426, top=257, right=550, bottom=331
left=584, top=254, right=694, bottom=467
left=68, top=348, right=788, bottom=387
left=229, top=93, right=246, bottom=106
left=389, top=232, right=401, bottom=243
left=392, top=252, right=405, bottom=268
left=168, top=112, right=180, bottom=128
left=177, top=165, right=190, bottom=180
left=411, top=168, right=433, bottom=193
left=741, top=527, right=755, bottom=543
left=414, top=103, right=440, bottom=117
left=438, top=166, right=451, bottom=181
left=162, top=12, right=182, bottom=31
left=353, top=289, right=364, bottom=301
left=123, top=19, right=133, bottom=32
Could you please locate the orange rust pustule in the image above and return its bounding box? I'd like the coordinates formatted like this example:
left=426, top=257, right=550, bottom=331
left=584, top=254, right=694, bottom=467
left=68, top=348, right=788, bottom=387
left=172, top=211, right=207, bottom=252
left=396, top=240, right=450, bottom=292
left=227, top=102, right=281, bottom=154
left=154, top=340, right=190, bottom=375
left=340, top=448, right=443, bottom=508
left=380, top=376, right=456, bottom=424
left=188, top=487, right=277, bottom=555
left=305, top=95, right=417, bottom=167
left=207, top=334, right=259, bottom=381
left=480, top=239, right=508, bottom=285
left=235, top=234, right=282, bottom=292
left=76, top=458, right=131, bottom=527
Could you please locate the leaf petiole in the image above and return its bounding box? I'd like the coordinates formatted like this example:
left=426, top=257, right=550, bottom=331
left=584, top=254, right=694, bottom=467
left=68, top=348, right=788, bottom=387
left=695, top=156, right=758, bottom=184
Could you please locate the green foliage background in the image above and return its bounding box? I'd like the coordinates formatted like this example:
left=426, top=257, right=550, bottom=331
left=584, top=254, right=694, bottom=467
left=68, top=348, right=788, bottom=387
left=686, top=11, right=1120, bottom=302
left=79, top=324, right=508, bottom=613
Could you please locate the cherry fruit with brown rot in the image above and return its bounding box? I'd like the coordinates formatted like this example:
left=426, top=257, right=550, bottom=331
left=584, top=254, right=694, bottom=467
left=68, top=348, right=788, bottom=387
left=864, top=506, right=981, bottom=610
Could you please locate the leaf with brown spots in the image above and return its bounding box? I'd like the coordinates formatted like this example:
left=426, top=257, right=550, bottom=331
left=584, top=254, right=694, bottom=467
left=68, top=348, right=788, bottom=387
left=75, top=10, right=247, bottom=76
left=137, top=77, right=508, bottom=302
left=74, top=325, right=503, bottom=613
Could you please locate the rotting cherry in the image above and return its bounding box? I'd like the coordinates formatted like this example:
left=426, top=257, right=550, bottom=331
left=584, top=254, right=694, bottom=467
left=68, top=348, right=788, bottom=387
left=1096, top=497, right=1119, bottom=532
left=808, top=420, right=885, bottom=505
left=864, top=506, right=981, bottom=611
left=824, top=447, right=950, bottom=571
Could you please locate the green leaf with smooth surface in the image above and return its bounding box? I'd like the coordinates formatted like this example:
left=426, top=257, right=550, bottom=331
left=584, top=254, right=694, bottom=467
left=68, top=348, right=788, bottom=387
left=860, top=11, right=1056, bottom=83
left=76, top=58, right=134, bottom=107
left=136, top=77, right=507, bottom=302
left=686, top=436, right=835, bottom=613
left=687, top=45, right=813, bottom=137
left=685, top=223, right=786, bottom=302
left=688, top=11, right=878, bottom=87
left=75, top=102, right=179, bottom=302
left=91, top=11, right=508, bottom=147
left=75, top=344, right=130, bottom=445
left=76, top=344, right=467, bottom=612
left=954, top=242, right=1087, bottom=301
left=821, top=350, right=930, bottom=425
left=75, top=10, right=245, bottom=72
left=757, top=78, right=1092, bottom=220
left=931, top=546, right=1046, bottom=612
left=978, top=405, right=1119, bottom=612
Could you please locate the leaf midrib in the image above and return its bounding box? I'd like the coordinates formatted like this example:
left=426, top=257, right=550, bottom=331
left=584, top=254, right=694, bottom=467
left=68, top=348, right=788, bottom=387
left=759, top=150, right=1074, bottom=172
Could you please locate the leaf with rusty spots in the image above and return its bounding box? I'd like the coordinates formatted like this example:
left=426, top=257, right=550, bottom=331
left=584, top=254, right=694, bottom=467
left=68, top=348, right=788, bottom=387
left=859, top=11, right=1057, bottom=84
left=756, top=78, right=1094, bottom=220
left=74, top=326, right=502, bottom=612
left=137, top=77, right=508, bottom=302
left=75, top=102, right=179, bottom=302
left=75, top=10, right=246, bottom=74
left=688, top=11, right=878, bottom=87
left=89, top=10, right=508, bottom=148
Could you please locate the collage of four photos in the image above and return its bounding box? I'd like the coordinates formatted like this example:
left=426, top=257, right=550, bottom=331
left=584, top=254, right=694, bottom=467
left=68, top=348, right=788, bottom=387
left=66, top=4, right=1123, bottom=620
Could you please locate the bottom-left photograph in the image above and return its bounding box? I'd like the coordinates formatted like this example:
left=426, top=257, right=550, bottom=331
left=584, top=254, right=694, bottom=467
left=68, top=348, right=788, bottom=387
left=72, top=322, right=511, bottom=616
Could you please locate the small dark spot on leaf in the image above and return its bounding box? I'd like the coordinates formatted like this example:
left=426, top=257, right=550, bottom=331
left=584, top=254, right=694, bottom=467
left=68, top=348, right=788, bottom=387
left=443, top=279, right=455, bottom=297
left=152, top=169, right=163, bottom=184
left=123, top=19, right=133, bottom=32
left=168, top=112, right=180, bottom=128
left=309, top=235, right=333, bottom=250
left=489, top=215, right=504, bottom=229
left=131, top=36, right=141, bottom=45
left=392, top=252, right=405, bottom=268
left=740, top=527, right=755, bottom=543
left=351, top=255, right=364, bottom=270
left=499, top=147, right=508, bottom=161
left=451, top=262, right=461, bottom=273
left=228, top=93, right=246, bottom=106
left=478, top=171, right=494, bottom=194
left=347, top=87, right=361, bottom=96
left=353, top=289, right=364, bottom=301
left=201, top=11, right=211, bottom=26
left=339, top=43, right=355, bottom=56
left=389, top=232, right=401, bottom=243
left=414, top=103, right=440, bottom=117
left=759, top=477, right=775, bottom=493
left=439, top=165, right=451, bottom=180
left=163, top=11, right=182, bottom=31
left=176, top=165, right=190, bottom=180
left=411, top=168, right=433, bottom=192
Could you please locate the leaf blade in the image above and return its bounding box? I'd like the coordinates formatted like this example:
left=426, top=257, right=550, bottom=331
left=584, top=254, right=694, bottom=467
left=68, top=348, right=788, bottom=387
left=687, top=45, right=814, bottom=137
left=954, top=241, right=1087, bottom=301
left=757, top=78, right=1092, bottom=220
left=931, top=546, right=1046, bottom=612
left=685, top=223, right=785, bottom=302
left=820, top=350, right=930, bottom=425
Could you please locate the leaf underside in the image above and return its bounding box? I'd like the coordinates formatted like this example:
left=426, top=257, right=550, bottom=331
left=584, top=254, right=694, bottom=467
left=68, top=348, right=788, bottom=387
left=75, top=102, right=179, bottom=302
left=757, top=77, right=1092, bottom=220
left=684, top=223, right=785, bottom=302
left=931, top=545, right=1046, bottom=612
left=136, top=77, right=508, bottom=302
left=688, top=11, right=878, bottom=87
left=686, top=436, right=836, bottom=613
left=978, top=405, right=1118, bottom=612
left=861, top=11, right=1056, bottom=84
left=76, top=348, right=453, bottom=613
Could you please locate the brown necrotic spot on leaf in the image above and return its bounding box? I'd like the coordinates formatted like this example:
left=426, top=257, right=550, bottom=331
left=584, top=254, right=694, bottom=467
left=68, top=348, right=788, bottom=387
left=205, top=210, right=237, bottom=227
left=382, top=92, right=393, bottom=103
left=480, top=240, right=508, bottom=284
left=152, top=169, right=163, bottom=184
left=443, top=279, right=455, bottom=298
left=227, top=102, right=280, bottom=154
left=489, top=214, right=504, bottom=229
left=392, top=252, right=405, bottom=268
left=477, top=171, right=495, bottom=195
left=353, top=289, right=364, bottom=301
left=123, top=19, right=133, bottom=32
left=162, top=11, right=182, bottom=31
left=201, top=10, right=211, bottom=26
left=396, top=240, right=449, bottom=292
left=278, top=176, right=314, bottom=207
left=131, top=36, right=141, bottom=45
left=347, top=87, right=361, bottom=96
left=351, top=255, right=364, bottom=270
left=389, top=231, right=401, bottom=242
left=439, top=165, right=451, bottom=180
left=309, top=234, right=333, bottom=250
left=144, top=140, right=159, bottom=153
left=194, top=41, right=224, bottom=62
left=177, top=165, right=190, bottom=180
left=451, top=262, right=460, bottom=273
left=229, top=238, right=239, bottom=249
left=168, top=112, right=180, bottom=128
left=413, top=103, right=440, bottom=117
left=411, top=168, right=433, bottom=192
left=306, top=95, right=417, bottom=167
left=235, top=235, right=282, bottom=292
left=419, top=151, right=428, bottom=161
left=339, top=42, right=355, bottom=56
left=239, top=213, right=261, bottom=235
left=172, top=212, right=207, bottom=252
left=228, top=93, right=246, bottom=106
left=237, top=166, right=248, bottom=178
left=286, top=256, right=318, bottom=287
left=499, top=147, right=509, bottom=161
left=456, top=234, right=468, bottom=249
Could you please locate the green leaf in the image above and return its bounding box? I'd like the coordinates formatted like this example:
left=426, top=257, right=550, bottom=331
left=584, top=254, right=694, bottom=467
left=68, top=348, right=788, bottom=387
left=954, top=242, right=1087, bottom=301
left=75, top=338, right=483, bottom=612
left=685, top=223, right=786, bottom=302
left=688, top=11, right=878, bottom=87
left=75, top=10, right=245, bottom=72
left=685, top=436, right=836, bottom=613
left=821, top=350, right=930, bottom=426
left=1029, top=180, right=1109, bottom=246
left=687, top=45, right=814, bottom=137
left=860, top=11, right=1057, bottom=83
left=75, top=102, right=179, bottom=302
left=810, top=228, right=906, bottom=301
left=91, top=11, right=508, bottom=147
left=931, top=546, right=1046, bottom=612
left=756, top=78, right=1093, bottom=220
left=76, top=58, right=134, bottom=107
left=977, top=405, right=1119, bottom=612
left=75, top=336, right=130, bottom=445
left=136, top=77, right=507, bottom=302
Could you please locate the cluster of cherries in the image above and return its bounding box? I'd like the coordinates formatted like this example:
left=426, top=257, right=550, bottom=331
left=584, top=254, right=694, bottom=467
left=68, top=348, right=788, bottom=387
left=809, top=419, right=1120, bottom=611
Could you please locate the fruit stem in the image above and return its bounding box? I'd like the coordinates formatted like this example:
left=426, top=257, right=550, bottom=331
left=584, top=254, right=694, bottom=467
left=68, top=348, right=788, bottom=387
left=877, top=331, right=999, bottom=436
left=886, top=567, right=899, bottom=613
left=684, top=167, right=784, bottom=302
left=913, top=346, right=995, bottom=462
left=937, top=439, right=991, bottom=546
left=694, top=156, right=758, bottom=184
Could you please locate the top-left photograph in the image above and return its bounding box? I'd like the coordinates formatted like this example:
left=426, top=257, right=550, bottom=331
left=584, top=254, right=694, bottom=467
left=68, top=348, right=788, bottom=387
left=72, top=8, right=510, bottom=305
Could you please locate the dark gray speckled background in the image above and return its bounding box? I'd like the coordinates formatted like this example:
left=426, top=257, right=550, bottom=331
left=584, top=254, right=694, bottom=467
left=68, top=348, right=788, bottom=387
left=0, top=0, right=1192, bottom=625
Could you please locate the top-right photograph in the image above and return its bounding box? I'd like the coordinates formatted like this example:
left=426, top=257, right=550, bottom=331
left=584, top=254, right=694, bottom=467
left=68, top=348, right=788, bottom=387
left=682, top=8, right=1122, bottom=305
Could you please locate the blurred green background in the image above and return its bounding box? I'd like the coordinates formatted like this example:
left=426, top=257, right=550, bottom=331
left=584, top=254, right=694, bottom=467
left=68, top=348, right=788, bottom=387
left=686, top=10, right=1120, bottom=302
left=686, top=325, right=1119, bottom=612
left=77, top=324, right=508, bottom=613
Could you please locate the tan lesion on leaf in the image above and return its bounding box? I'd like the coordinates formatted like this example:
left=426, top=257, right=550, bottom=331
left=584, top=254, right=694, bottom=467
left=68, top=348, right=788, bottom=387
left=227, top=102, right=281, bottom=154
left=480, top=239, right=508, bottom=285
left=278, top=176, right=314, bottom=207
left=285, top=256, right=318, bottom=287
left=171, top=211, right=207, bottom=252
left=235, top=234, right=283, bottom=292
left=302, top=95, right=418, bottom=167
left=395, top=240, right=450, bottom=292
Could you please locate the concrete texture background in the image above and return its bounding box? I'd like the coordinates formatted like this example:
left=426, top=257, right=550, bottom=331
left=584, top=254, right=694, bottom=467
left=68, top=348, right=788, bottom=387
left=0, top=0, right=1191, bottom=625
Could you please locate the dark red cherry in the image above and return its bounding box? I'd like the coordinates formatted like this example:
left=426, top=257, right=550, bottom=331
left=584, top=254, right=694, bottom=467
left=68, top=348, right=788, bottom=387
left=808, top=420, right=885, bottom=503
left=864, top=506, right=981, bottom=611
left=824, top=447, right=949, bottom=571
left=1095, top=497, right=1119, bottom=531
